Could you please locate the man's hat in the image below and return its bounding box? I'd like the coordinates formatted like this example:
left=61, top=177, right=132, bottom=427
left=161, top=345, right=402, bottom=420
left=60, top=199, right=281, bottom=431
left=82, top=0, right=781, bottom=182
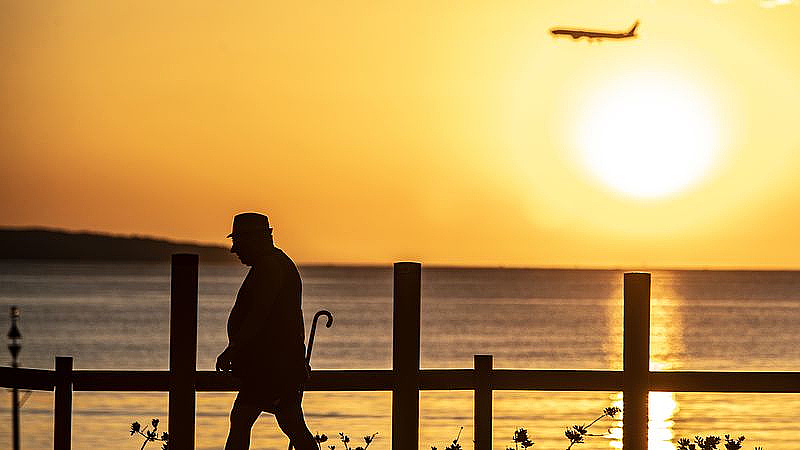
left=227, top=212, right=271, bottom=238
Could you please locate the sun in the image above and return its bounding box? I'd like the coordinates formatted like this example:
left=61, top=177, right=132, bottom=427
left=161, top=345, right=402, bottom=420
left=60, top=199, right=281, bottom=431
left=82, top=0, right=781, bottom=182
left=573, top=72, right=723, bottom=199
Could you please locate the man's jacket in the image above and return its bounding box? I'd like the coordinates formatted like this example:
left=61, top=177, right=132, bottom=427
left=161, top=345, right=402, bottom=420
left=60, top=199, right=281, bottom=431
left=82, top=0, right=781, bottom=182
left=227, top=247, right=308, bottom=385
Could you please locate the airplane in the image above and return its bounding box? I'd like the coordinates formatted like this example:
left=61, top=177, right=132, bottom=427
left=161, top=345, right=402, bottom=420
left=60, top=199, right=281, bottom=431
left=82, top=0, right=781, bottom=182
left=550, top=20, right=639, bottom=41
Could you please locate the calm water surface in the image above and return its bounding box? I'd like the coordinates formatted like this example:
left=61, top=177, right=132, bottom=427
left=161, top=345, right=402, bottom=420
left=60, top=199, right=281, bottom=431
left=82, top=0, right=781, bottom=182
left=0, top=261, right=798, bottom=449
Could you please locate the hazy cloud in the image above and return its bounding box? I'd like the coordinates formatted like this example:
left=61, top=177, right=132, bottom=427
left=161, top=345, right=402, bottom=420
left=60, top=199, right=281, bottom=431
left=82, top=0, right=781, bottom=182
left=710, top=0, right=795, bottom=6
left=759, top=0, right=794, bottom=7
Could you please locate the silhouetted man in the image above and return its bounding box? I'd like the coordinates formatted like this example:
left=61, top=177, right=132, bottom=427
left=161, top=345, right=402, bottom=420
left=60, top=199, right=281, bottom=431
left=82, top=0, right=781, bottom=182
left=216, top=212, right=317, bottom=450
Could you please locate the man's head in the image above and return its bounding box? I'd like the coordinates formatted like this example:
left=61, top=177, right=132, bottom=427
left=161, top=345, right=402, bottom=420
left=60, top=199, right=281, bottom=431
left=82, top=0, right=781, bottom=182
left=227, top=212, right=274, bottom=265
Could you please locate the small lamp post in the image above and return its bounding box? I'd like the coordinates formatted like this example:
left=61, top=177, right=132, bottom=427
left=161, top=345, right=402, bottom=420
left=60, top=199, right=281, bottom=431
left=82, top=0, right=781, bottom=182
left=8, top=306, right=21, bottom=450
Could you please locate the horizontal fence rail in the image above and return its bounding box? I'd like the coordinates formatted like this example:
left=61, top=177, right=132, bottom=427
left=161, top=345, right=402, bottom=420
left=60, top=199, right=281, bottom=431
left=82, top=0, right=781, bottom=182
left=1, top=256, right=798, bottom=450
left=4, top=367, right=799, bottom=393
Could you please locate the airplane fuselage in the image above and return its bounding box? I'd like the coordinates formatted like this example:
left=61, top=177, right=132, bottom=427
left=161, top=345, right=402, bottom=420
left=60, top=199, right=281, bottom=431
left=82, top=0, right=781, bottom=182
left=550, top=21, right=639, bottom=40
left=551, top=30, right=631, bottom=39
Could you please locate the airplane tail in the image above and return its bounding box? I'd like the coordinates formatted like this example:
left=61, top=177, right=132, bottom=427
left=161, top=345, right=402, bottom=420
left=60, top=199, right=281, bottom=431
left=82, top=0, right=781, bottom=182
left=627, top=20, right=640, bottom=36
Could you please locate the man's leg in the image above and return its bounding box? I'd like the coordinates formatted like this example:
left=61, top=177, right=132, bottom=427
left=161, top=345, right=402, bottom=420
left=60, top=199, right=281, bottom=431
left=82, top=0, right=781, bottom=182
left=225, top=395, right=262, bottom=450
left=274, top=394, right=318, bottom=450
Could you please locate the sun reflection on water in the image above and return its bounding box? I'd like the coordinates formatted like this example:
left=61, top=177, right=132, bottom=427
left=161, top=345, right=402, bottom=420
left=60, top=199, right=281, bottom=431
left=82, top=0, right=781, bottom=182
left=648, top=391, right=680, bottom=450
left=601, top=277, right=684, bottom=449
left=605, top=390, right=678, bottom=450
left=607, top=393, right=624, bottom=449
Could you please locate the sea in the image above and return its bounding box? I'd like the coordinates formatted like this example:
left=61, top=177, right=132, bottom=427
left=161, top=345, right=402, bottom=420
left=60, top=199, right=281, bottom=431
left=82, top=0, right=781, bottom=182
left=0, top=261, right=798, bottom=450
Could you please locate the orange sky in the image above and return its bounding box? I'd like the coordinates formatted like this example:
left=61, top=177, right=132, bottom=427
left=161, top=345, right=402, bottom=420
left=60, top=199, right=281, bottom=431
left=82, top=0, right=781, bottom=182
left=2, top=1, right=800, bottom=268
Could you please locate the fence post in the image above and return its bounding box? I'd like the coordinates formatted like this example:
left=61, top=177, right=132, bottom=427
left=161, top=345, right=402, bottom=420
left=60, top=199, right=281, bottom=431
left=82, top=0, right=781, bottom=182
left=169, top=254, right=199, bottom=450
left=393, top=262, right=421, bottom=450
left=623, top=272, right=651, bottom=450
left=54, top=356, right=73, bottom=450
left=474, top=355, right=493, bottom=450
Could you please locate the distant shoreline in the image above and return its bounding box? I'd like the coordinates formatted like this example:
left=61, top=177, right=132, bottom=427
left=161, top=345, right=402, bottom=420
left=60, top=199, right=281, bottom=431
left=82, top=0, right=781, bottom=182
left=0, top=228, right=235, bottom=262
left=2, top=227, right=799, bottom=272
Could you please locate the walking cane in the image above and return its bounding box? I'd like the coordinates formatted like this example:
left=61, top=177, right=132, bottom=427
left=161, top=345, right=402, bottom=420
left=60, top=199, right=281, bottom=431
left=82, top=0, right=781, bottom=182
left=289, top=309, right=333, bottom=450
left=306, top=310, right=334, bottom=365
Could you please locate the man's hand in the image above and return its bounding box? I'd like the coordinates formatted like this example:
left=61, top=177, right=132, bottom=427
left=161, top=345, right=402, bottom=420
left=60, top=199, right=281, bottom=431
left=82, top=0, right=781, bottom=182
left=215, top=346, right=235, bottom=372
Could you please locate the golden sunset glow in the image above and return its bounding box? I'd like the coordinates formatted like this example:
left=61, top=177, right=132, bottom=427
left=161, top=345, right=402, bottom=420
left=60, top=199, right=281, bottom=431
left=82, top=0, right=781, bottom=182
left=574, top=71, right=722, bottom=198
left=2, top=1, right=800, bottom=267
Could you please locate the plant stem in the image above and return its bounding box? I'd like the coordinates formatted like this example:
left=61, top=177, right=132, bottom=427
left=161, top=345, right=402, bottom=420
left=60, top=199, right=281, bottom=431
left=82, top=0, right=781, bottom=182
left=585, top=413, right=607, bottom=429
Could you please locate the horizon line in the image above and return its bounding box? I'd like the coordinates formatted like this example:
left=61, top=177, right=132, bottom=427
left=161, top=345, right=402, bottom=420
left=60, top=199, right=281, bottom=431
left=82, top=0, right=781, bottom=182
left=4, top=225, right=800, bottom=272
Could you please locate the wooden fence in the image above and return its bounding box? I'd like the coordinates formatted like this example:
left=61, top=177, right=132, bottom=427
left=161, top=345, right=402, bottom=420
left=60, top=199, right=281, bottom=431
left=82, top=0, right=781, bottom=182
left=1, top=254, right=799, bottom=450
